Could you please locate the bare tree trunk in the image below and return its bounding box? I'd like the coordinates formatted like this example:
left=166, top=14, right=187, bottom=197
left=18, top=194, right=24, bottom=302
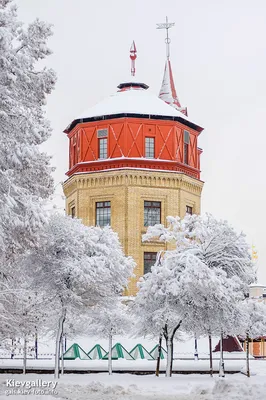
left=194, top=334, right=198, bottom=361
left=11, top=338, right=14, bottom=359
left=170, top=337, right=174, bottom=375
left=61, top=334, right=64, bottom=376
left=155, top=333, right=162, bottom=377
left=219, top=331, right=225, bottom=377
left=163, top=321, right=182, bottom=378
left=54, top=307, right=66, bottom=379
left=246, top=334, right=250, bottom=378
left=208, top=334, right=213, bottom=377
left=108, top=333, right=112, bottom=375
left=164, top=321, right=182, bottom=377
left=163, top=324, right=171, bottom=378
left=23, top=336, right=27, bottom=375
left=166, top=337, right=172, bottom=378
left=64, top=334, right=67, bottom=352
left=34, top=330, right=38, bottom=359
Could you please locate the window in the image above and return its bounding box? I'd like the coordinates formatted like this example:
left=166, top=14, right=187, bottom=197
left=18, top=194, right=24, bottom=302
left=145, top=137, right=155, bottom=158
left=96, top=201, right=111, bottom=226
left=97, top=128, right=108, bottom=138
left=73, top=143, right=77, bottom=165
left=186, top=205, right=193, bottom=215
left=184, top=130, right=190, bottom=165
left=144, top=252, right=157, bottom=274
left=71, top=206, right=75, bottom=218
left=144, top=201, right=161, bottom=227
left=98, top=138, right=107, bottom=159
left=72, top=134, right=78, bottom=166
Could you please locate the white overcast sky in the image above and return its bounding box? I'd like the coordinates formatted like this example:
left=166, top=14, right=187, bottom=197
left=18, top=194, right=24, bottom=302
left=16, top=0, right=266, bottom=283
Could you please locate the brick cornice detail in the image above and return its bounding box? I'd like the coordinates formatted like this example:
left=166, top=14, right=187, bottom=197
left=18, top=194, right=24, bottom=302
left=63, top=169, right=204, bottom=197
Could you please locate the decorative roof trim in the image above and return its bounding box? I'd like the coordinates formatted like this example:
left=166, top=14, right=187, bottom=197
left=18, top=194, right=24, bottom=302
left=64, top=113, right=203, bottom=134
left=117, top=82, right=149, bottom=90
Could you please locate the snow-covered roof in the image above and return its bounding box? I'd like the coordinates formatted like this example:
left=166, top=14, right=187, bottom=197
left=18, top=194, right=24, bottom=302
left=64, top=80, right=203, bottom=134
left=250, top=284, right=266, bottom=288
left=77, top=86, right=189, bottom=121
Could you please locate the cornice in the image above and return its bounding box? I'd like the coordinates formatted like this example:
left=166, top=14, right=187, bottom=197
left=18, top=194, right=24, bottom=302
left=63, top=169, right=204, bottom=197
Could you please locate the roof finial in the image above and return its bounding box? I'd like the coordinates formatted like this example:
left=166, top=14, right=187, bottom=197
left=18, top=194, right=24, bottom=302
left=130, top=41, right=137, bottom=76
left=156, top=16, right=175, bottom=60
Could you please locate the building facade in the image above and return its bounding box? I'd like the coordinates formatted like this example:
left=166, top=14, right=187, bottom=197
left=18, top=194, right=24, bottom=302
left=63, top=51, right=204, bottom=295
left=249, top=284, right=266, bottom=304
left=244, top=284, right=266, bottom=358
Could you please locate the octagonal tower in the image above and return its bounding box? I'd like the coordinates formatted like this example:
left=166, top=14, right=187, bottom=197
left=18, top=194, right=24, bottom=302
left=63, top=44, right=204, bottom=295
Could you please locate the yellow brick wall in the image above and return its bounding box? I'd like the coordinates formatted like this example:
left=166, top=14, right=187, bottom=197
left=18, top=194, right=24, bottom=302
left=63, top=169, right=204, bottom=295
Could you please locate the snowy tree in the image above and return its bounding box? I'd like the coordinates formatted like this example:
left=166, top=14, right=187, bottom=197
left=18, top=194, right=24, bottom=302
left=6, top=291, right=50, bottom=373
left=0, top=0, right=55, bottom=269
left=237, top=300, right=266, bottom=377
left=180, top=258, right=244, bottom=377
left=0, top=255, right=54, bottom=373
left=28, top=213, right=134, bottom=378
left=133, top=251, right=190, bottom=377
left=144, top=214, right=255, bottom=288
left=88, top=300, right=132, bottom=375
left=0, top=1, right=56, bottom=364
left=140, top=213, right=255, bottom=377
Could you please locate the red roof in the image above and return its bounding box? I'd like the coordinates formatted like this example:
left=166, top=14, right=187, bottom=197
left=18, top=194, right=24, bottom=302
left=213, top=336, right=244, bottom=352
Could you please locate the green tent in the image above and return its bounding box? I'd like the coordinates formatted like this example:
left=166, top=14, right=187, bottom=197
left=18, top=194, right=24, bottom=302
left=129, top=344, right=154, bottom=360
left=87, top=344, right=107, bottom=360
left=63, top=343, right=91, bottom=360
left=102, top=343, right=135, bottom=360
left=149, top=344, right=167, bottom=360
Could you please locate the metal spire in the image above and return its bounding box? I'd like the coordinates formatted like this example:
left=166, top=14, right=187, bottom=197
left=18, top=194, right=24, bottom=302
left=157, top=17, right=188, bottom=116
left=156, top=16, right=175, bottom=60
left=130, top=41, right=137, bottom=76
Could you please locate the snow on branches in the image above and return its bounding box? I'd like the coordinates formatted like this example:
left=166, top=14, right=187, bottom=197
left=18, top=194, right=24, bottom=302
left=0, top=0, right=56, bottom=368
left=88, top=300, right=132, bottom=375
left=28, top=213, right=134, bottom=378
left=143, top=213, right=255, bottom=287
left=32, top=214, right=134, bottom=307
left=0, top=0, right=55, bottom=265
left=135, top=213, right=256, bottom=377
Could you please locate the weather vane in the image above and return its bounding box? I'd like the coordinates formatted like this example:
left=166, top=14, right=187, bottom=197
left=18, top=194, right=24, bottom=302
left=156, top=16, right=175, bottom=60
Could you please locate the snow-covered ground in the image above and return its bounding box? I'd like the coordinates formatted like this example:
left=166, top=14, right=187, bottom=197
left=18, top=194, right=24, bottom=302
left=0, top=362, right=266, bottom=400
left=1, top=335, right=264, bottom=399
left=0, top=357, right=247, bottom=373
